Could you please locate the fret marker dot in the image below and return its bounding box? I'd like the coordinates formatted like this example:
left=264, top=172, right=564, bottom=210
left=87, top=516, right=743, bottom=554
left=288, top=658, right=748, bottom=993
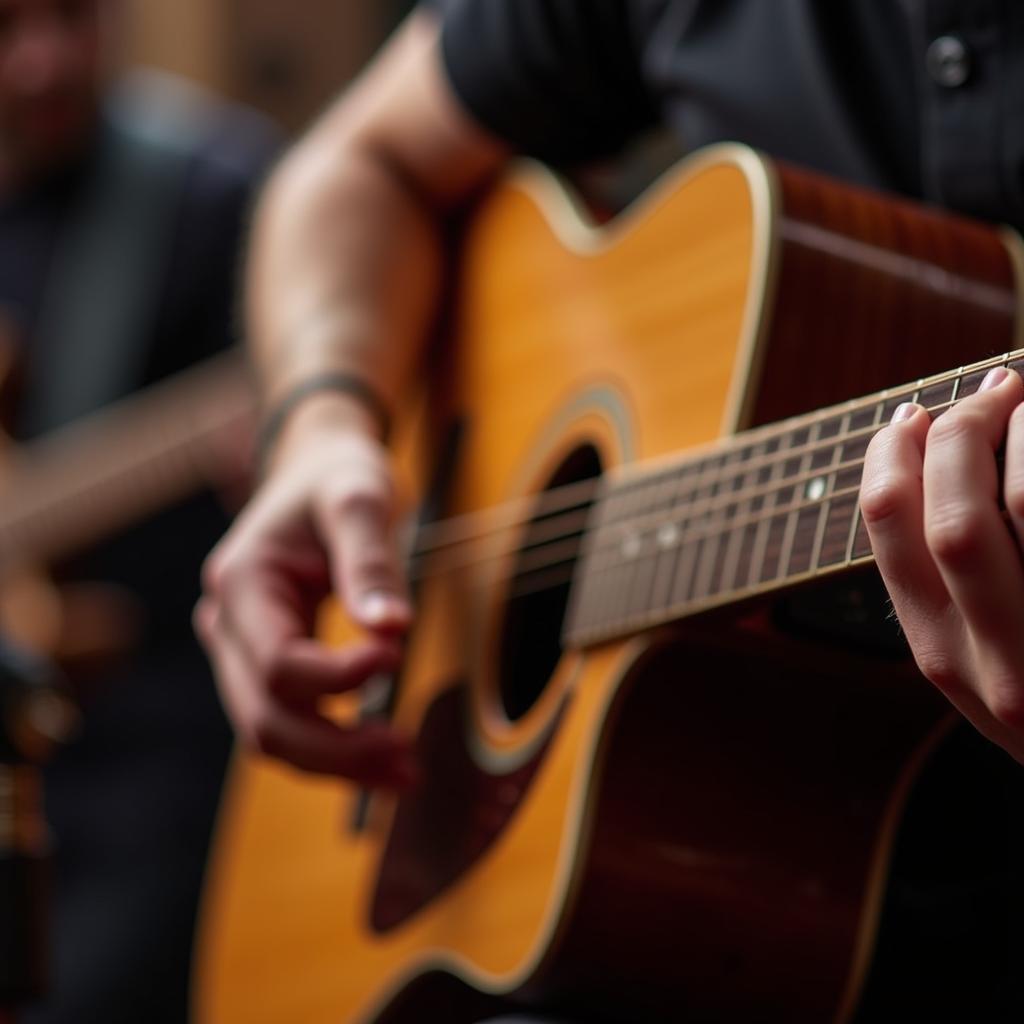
left=657, top=522, right=680, bottom=548
left=805, top=477, right=826, bottom=501
left=621, top=533, right=642, bottom=559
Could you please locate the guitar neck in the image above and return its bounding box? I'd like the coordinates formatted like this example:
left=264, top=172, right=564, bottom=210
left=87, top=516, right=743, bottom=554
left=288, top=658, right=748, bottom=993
left=0, top=350, right=254, bottom=570
left=565, top=347, right=1024, bottom=647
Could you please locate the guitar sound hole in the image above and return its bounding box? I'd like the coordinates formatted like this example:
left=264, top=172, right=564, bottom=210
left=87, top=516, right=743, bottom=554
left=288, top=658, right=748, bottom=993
left=498, top=443, right=602, bottom=721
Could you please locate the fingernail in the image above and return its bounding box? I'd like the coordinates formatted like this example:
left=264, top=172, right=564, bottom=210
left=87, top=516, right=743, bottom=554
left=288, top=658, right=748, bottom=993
left=980, top=366, right=1009, bottom=392
left=360, top=590, right=408, bottom=624
left=891, top=402, right=917, bottom=424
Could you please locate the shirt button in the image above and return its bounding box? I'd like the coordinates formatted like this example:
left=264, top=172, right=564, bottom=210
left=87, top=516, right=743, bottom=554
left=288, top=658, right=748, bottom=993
left=926, top=35, right=972, bottom=88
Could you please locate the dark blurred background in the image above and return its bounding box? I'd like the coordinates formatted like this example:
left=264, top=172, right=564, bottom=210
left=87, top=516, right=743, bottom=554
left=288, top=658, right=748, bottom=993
left=121, top=0, right=413, bottom=134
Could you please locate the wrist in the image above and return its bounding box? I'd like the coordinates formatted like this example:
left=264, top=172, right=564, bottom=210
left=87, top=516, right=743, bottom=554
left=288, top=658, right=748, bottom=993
left=262, top=385, right=388, bottom=474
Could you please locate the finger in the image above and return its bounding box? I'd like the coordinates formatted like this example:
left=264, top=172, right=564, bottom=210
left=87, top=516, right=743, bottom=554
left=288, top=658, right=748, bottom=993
left=264, top=636, right=403, bottom=705
left=207, top=518, right=330, bottom=679
left=259, top=713, right=418, bottom=787
left=193, top=594, right=218, bottom=648
left=211, top=543, right=403, bottom=705
left=1004, top=399, right=1024, bottom=544
left=862, top=398, right=1023, bottom=750
left=861, top=401, right=956, bottom=653
left=202, top=597, right=417, bottom=785
left=923, top=367, right=1024, bottom=720
left=318, top=486, right=412, bottom=634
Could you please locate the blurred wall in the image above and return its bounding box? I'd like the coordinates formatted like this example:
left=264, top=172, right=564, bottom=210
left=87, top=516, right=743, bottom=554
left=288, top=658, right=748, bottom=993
left=120, top=0, right=228, bottom=93
left=121, top=0, right=412, bottom=132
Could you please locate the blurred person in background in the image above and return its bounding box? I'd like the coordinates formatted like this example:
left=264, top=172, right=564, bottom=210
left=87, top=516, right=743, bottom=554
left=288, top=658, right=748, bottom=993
left=0, top=0, right=274, bottom=1020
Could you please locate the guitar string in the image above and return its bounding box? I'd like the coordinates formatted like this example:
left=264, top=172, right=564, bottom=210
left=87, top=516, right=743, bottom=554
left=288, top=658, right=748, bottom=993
left=1, top=351, right=1010, bottom=567
left=406, top=352, right=1015, bottom=562
left=427, top=472, right=851, bottom=616
left=495, top=451, right=1012, bottom=611
left=404, top=387, right=973, bottom=582
left=408, top=429, right=1011, bottom=600
left=406, top=470, right=865, bottom=589
left=3, top=350, right=1001, bottom=578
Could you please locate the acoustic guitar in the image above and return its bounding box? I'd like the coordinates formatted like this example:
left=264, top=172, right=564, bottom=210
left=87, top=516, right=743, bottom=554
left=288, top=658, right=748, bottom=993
left=195, top=145, right=1024, bottom=1023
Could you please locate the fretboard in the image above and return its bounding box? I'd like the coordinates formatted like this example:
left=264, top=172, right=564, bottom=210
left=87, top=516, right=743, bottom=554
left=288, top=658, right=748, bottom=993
left=0, top=350, right=254, bottom=571
left=565, top=348, right=1024, bottom=647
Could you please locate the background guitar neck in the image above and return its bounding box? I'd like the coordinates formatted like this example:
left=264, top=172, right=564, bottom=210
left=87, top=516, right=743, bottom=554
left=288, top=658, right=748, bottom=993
left=0, top=350, right=254, bottom=570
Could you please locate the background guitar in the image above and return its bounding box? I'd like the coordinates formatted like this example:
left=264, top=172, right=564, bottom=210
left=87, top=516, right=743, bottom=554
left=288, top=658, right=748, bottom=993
left=0, top=346, right=253, bottom=670
left=196, top=145, right=1024, bottom=1023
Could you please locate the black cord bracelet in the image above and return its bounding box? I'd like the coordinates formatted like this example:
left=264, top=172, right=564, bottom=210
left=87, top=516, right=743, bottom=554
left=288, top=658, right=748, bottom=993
left=258, top=372, right=392, bottom=466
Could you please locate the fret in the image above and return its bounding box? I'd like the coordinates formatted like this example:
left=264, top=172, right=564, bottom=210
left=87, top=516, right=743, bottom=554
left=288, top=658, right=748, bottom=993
left=691, top=450, right=742, bottom=600
left=668, top=529, right=703, bottom=610
left=808, top=487, right=833, bottom=573
left=850, top=512, right=873, bottom=560
left=732, top=523, right=759, bottom=593
left=759, top=512, right=789, bottom=582
left=805, top=415, right=844, bottom=574
left=955, top=365, right=992, bottom=400
left=810, top=414, right=843, bottom=456
left=845, top=400, right=887, bottom=562
left=572, top=484, right=625, bottom=636
left=965, top=353, right=1010, bottom=397
left=818, top=376, right=946, bottom=576
left=718, top=442, right=762, bottom=594
left=839, top=404, right=879, bottom=467
left=612, top=480, right=648, bottom=625
left=758, top=430, right=805, bottom=583
left=602, top=482, right=649, bottom=631
left=949, top=368, right=963, bottom=403
left=879, top=394, right=907, bottom=423
left=728, top=441, right=769, bottom=592
left=746, top=436, right=783, bottom=585
left=782, top=425, right=825, bottom=578
left=593, top=491, right=630, bottom=634
left=669, top=459, right=716, bottom=607
left=819, top=491, right=859, bottom=565
left=647, top=461, right=699, bottom=613
left=708, top=449, right=750, bottom=596
left=622, top=469, right=679, bottom=624
left=810, top=403, right=874, bottom=571
left=563, top=502, right=598, bottom=636
left=917, top=378, right=956, bottom=417
left=705, top=528, right=733, bottom=597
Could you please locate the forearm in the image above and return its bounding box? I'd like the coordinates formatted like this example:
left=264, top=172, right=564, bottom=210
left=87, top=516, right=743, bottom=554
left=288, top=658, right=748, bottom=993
left=243, top=11, right=505, bottom=456
left=246, top=138, right=442, bottom=425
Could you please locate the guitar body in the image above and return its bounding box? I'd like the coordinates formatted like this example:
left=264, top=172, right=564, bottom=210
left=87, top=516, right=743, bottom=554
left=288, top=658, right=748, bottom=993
left=195, top=146, right=1021, bottom=1022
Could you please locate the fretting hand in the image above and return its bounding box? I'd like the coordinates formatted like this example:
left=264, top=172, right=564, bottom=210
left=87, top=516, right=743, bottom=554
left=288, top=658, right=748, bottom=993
left=862, top=365, right=1024, bottom=762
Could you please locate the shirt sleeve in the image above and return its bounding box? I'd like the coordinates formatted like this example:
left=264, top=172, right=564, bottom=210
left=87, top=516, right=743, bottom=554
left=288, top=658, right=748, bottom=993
left=438, top=0, right=660, bottom=164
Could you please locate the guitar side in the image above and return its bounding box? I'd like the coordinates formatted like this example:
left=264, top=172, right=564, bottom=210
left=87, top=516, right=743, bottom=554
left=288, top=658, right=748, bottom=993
left=194, top=146, right=1020, bottom=1023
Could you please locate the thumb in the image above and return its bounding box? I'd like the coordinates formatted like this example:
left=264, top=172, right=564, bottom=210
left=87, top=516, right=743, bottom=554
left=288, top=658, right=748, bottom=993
left=318, top=480, right=412, bottom=635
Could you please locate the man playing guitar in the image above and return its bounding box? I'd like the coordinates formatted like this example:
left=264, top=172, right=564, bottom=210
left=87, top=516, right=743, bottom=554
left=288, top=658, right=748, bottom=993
left=196, top=4, right=1024, bottom=1018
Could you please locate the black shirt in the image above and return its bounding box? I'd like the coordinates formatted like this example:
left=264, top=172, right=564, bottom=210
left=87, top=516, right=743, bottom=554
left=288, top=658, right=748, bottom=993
left=439, top=0, right=1024, bottom=230
left=437, top=6, right=1024, bottom=1021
